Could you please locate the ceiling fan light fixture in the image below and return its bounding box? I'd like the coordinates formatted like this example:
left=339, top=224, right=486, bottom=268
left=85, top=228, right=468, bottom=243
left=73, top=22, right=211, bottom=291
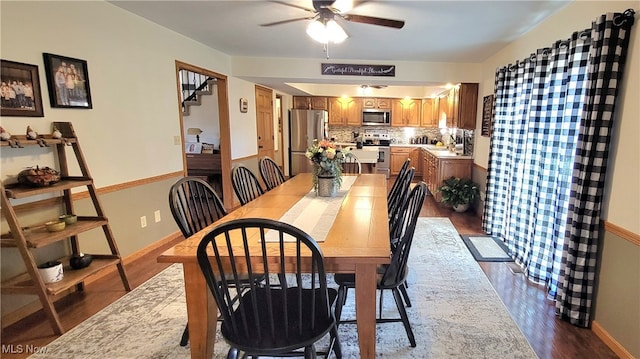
left=326, top=19, right=348, bottom=43
left=332, top=0, right=354, bottom=13
left=306, top=20, right=327, bottom=43
left=306, top=19, right=348, bottom=44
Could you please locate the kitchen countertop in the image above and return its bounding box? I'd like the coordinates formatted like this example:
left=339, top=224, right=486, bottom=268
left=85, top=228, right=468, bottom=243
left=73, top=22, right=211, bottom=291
left=391, top=144, right=473, bottom=159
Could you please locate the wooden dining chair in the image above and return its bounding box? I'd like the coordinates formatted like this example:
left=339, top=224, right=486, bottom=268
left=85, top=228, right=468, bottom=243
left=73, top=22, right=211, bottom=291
left=387, top=167, right=415, bottom=307
left=388, top=165, right=415, bottom=227
left=231, top=165, right=265, bottom=205
left=334, top=182, right=427, bottom=348
left=388, top=158, right=411, bottom=203
left=197, top=218, right=342, bottom=359
left=259, top=156, right=286, bottom=190
left=168, top=177, right=262, bottom=346
left=342, top=153, right=362, bottom=174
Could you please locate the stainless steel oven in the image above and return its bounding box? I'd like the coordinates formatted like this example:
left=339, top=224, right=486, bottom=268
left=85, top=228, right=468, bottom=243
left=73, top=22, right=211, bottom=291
left=362, top=130, right=390, bottom=178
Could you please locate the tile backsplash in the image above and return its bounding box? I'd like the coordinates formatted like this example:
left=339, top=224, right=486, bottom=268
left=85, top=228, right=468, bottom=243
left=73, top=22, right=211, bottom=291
left=328, top=125, right=474, bottom=149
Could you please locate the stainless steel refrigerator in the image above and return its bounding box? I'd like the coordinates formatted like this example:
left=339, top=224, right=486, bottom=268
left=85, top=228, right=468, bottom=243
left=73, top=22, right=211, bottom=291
left=289, top=109, right=328, bottom=176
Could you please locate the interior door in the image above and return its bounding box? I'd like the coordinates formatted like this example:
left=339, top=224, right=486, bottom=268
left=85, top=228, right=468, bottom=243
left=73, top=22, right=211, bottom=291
left=255, top=86, right=274, bottom=160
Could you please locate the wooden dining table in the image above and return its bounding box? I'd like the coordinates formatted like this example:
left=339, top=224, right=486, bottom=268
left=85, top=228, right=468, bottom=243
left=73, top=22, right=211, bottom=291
left=157, top=173, right=391, bottom=359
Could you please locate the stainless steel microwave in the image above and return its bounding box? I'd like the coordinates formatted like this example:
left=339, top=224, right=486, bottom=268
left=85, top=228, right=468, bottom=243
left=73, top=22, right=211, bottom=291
left=362, top=109, right=391, bottom=126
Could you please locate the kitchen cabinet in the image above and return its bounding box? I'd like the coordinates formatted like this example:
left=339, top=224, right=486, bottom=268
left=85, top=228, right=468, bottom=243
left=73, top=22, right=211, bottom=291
left=422, top=148, right=472, bottom=201
left=362, top=97, right=391, bottom=109
left=421, top=98, right=437, bottom=128
left=328, top=97, right=362, bottom=126
left=439, top=83, right=478, bottom=130
left=434, top=94, right=446, bottom=125
left=391, top=146, right=422, bottom=177
left=0, top=122, right=131, bottom=335
left=293, top=96, right=328, bottom=110
left=391, top=98, right=421, bottom=127
left=455, top=83, right=479, bottom=129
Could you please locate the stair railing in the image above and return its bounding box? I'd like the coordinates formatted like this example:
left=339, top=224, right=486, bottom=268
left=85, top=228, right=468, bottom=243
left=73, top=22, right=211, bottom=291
left=179, top=69, right=216, bottom=112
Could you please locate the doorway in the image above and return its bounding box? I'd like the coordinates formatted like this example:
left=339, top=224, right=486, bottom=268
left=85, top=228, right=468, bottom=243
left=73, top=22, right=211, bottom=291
left=175, top=61, right=233, bottom=209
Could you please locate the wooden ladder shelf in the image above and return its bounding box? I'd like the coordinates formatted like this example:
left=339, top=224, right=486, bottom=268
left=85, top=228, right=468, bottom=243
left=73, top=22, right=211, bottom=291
left=1, top=122, right=131, bottom=334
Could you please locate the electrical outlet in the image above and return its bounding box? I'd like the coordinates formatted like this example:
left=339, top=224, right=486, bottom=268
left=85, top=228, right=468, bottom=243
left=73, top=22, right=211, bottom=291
left=154, top=210, right=161, bottom=223
left=173, top=136, right=181, bottom=145
left=140, top=216, right=147, bottom=228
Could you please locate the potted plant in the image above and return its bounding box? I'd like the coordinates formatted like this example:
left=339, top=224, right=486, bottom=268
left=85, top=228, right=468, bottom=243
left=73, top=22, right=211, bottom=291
left=437, top=177, right=480, bottom=212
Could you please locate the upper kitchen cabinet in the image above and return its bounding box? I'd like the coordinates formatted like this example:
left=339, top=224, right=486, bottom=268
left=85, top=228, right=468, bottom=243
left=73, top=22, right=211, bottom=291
left=293, top=96, right=328, bottom=110
left=456, top=83, right=479, bottom=129
left=442, top=83, right=478, bottom=130
left=362, top=97, right=391, bottom=109
left=328, top=97, right=362, bottom=126
left=421, top=98, right=437, bottom=128
left=391, top=98, right=421, bottom=127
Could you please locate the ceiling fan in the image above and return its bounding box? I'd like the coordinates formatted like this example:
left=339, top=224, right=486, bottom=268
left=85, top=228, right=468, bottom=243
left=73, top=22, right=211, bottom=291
left=261, top=0, right=405, bottom=42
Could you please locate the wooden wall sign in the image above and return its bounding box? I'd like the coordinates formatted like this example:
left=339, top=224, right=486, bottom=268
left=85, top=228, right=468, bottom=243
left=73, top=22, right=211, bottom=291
left=321, top=63, right=395, bottom=77
left=481, top=94, right=494, bottom=137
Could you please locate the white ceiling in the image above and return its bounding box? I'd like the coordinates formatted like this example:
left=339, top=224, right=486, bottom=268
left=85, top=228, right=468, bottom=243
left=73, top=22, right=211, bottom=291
left=109, top=0, right=572, bottom=95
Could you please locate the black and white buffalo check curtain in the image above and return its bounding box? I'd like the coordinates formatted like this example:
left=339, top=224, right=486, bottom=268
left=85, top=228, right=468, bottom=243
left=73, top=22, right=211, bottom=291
left=483, top=10, right=635, bottom=327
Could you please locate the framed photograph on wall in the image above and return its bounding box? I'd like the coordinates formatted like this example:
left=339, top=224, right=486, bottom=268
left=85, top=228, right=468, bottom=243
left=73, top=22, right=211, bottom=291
left=0, top=60, right=44, bottom=117
left=42, top=53, right=92, bottom=109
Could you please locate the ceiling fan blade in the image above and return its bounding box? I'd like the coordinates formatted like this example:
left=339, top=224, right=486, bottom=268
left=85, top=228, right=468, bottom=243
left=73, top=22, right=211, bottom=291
left=342, top=14, right=405, bottom=29
left=260, top=16, right=316, bottom=27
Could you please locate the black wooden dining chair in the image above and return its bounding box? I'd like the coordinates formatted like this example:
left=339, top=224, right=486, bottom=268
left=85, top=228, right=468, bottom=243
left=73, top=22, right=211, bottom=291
left=388, top=158, right=411, bottom=204
left=258, top=156, right=286, bottom=190
left=342, top=153, right=362, bottom=174
left=168, top=177, right=262, bottom=347
left=197, top=218, right=342, bottom=359
left=388, top=165, right=415, bottom=231
left=231, top=165, right=265, bottom=205
left=387, top=167, right=415, bottom=308
left=169, top=177, right=227, bottom=240
left=334, top=182, right=427, bottom=348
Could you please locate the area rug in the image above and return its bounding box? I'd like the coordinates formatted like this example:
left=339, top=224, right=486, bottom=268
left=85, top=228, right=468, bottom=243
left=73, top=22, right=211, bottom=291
left=460, top=235, right=514, bottom=262
left=29, top=218, right=536, bottom=358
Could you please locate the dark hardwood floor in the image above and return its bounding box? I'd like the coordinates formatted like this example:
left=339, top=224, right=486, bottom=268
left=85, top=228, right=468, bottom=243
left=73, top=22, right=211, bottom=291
left=1, top=184, right=618, bottom=359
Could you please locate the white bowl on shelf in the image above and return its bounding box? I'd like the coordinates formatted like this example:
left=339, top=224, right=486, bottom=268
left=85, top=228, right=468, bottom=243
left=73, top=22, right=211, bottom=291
left=37, top=261, right=64, bottom=283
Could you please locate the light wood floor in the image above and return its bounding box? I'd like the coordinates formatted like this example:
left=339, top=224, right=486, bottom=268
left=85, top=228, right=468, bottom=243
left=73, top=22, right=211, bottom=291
left=1, top=187, right=618, bottom=359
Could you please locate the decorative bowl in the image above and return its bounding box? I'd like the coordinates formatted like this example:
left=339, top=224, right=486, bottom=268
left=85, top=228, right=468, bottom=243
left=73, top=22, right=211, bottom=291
left=37, top=261, right=64, bottom=283
left=45, top=220, right=66, bottom=232
left=17, top=166, right=60, bottom=187
left=59, top=214, right=77, bottom=225
left=69, top=253, right=93, bottom=270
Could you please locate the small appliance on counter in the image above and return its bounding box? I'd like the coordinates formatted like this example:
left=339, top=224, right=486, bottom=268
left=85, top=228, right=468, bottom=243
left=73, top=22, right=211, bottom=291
left=352, top=131, right=363, bottom=148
